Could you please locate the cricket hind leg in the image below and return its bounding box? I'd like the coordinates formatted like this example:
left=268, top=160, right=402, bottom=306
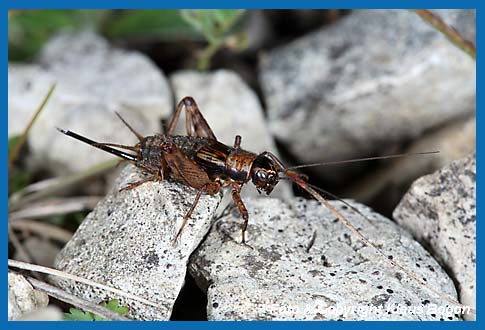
left=160, top=141, right=221, bottom=242
left=167, top=96, right=217, bottom=140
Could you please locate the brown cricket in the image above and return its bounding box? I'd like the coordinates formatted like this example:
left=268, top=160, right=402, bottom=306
left=57, top=96, right=469, bottom=312
left=57, top=96, right=302, bottom=245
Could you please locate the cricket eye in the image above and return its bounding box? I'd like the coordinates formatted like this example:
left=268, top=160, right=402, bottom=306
left=256, top=170, right=268, bottom=182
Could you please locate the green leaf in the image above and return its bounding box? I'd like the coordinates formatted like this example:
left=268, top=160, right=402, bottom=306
left=180, top=9, right=245, bottom=43
left=63, top=299, right=128, bottom=321
left=8, top=10, right=107, bottom=61
left=103, top=10, right=201, bottom=41
left=103, top=299, right=129, bottom=316
left=64, top=308, right=96, bottom=321
left=180, top=10, right=247, bottom=70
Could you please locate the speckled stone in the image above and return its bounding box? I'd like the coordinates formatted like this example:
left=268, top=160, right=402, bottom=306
left=8, top=31, right=172, bottom=175
left=394, top=153, right=476, bottom=320
left=54, top=165, right=222, bottom=320
left=260, top=10, right=476, bottom=165
left=189, top=198, right=462, bottom=320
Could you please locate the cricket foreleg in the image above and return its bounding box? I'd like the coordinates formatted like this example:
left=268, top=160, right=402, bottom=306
left=231, top=184, right=253, bottom=248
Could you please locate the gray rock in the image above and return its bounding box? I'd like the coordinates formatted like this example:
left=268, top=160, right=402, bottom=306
left=8, top=31, right=172, bottom=175
left=54, top=164, right=222, bottom=320
left=394, top=153, right=476, bottom=320
left=170, top=70, right=293, bottom=199
left=259, top=10, right=476, bottom=166
left=8, top=272, right=49, bottom=320
left=189, top=197, right=462, bottom=320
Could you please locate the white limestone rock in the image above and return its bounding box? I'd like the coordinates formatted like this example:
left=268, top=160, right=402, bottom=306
left=394, top=153, right=476, bottom=320
left=189, top=197, right=463, bottom=320
left=260, top=10, right=476, bottom=166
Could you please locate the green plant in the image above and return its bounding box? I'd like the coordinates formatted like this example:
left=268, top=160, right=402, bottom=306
left=9, top=10, right=248, bottom=70
left=8, top=10, right=107, bottom=61
left=102, top=10, right=200, bottom=41
left=180, top=9, right=247, bottom=70
left=64, top=299, right=129, bottom=321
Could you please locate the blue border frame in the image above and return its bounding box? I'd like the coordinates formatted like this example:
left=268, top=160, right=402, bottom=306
left=4, top=1, right=480, bottom=329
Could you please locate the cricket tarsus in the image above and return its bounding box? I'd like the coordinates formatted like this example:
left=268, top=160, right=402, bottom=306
left=58, top=97, right=471, bottom=314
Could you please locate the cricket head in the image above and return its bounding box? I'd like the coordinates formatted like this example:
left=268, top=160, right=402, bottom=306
left=250, top=153, right=280, bottom=195
left=250, top=151, right=308, bottom=195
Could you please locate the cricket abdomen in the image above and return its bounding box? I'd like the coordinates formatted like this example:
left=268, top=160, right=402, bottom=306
left=138, top=135, right=166, bottom=173
left=137, top=134, right=217, bottom=173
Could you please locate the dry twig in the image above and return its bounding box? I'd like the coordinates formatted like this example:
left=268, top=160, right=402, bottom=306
left=414, top=9, right=476, bottom=59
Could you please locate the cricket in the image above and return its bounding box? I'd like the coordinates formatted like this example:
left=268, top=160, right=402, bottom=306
left=56, top=96, right=470, bottom=313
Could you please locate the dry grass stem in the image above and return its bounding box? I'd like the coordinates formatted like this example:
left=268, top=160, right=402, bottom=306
left=9, top=196, right=101, bottom=222
left=10, top=271, right=130, bottom=321
left=8, top=259, right=165, bottom=311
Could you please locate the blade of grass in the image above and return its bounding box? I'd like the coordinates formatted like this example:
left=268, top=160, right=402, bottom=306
left=414, top=10, right=476, bottom=60
left=8, top=83, right=56, bottom=170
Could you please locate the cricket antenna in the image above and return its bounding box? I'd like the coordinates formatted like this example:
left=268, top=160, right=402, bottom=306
left=56, top=128, right=138, bottom=162
left=286, top=151, right=440, bottom=170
